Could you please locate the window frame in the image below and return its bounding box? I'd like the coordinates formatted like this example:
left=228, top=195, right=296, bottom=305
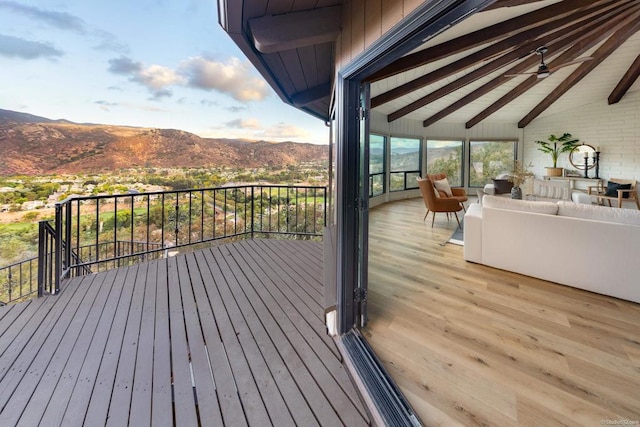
left=467, top=139, right=518, bottom=188
left=389, top=136, right=421, bottom=192
left=425, top=139, right=465, bottom=188
left=369, top=133, right=386, bottom=197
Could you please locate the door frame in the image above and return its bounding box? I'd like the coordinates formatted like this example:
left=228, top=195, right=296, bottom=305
left=333, top=0, right=495, bottom=334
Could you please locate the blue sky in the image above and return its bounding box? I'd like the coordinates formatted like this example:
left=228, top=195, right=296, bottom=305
left=0, top=0, right=329, bottom=144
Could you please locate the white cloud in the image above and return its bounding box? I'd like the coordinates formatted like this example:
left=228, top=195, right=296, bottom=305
left=226, top=118, right=261, bottom=130
left=261, top=123, right=310, bottom=139
left=180, top=56, right=269, bottom=102
left=106, top=55, right=269, bottom=103
left=135, top=64, right=184, bottom=89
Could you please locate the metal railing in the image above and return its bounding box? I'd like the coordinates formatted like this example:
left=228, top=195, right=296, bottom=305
left=0, top=257, right=39, bottom=305
left=20, top=184, right=326, bottom=301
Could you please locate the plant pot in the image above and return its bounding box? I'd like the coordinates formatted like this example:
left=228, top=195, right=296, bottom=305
left=511, top=186, right=522, bottom=200
left=545, top=167, right=563, bottom=177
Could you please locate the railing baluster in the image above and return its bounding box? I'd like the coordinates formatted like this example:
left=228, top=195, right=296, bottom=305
left=3, top=184, right=326, bottom=304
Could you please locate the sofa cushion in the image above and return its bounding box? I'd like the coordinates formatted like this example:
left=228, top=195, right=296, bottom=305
left=483, top=195, right=559, bottom=215
left=492, top=179, right=513, bottom=195
left=557, top=201, right=640, bottom=226
left=605, top=182, right=632, bottom=198
left=433, top=178, right=453, bottom=197
left=533, top=179, right=571, bottom=200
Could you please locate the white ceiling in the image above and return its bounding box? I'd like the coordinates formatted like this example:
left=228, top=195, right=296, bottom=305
left=370, top=1, right=640, bottom=127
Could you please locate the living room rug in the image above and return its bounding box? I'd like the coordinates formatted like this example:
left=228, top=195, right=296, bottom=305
left=441, top=218, right=464, bottom=246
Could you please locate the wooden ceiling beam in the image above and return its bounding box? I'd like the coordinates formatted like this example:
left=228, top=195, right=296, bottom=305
left=422, top=4, right=630, bottom=128
left=367, top=0, right=622, bottom=82
left=386, top=5, right=623, bottom=123
left=248, top=6, right=341, bottom=53
left=463, top=5, right=640, bottom=128
left=518, top=20, right=640, bottom=128
left=608, top=53, right=640, bottom=104
left=371, top=0, right=626, bottom=108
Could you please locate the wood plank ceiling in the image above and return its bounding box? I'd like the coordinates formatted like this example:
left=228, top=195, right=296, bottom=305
left=368, top=0, right=640, bottom=129
left=219, top=0, right=343, bottom=121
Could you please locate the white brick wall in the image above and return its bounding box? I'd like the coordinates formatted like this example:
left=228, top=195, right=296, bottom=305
left=523, top=90, right=640, bottom=184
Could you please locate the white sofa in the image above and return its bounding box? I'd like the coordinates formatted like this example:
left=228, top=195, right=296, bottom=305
left=464, top=195, right=640, bottom=303
left=481, top=178, right=589, bottom=204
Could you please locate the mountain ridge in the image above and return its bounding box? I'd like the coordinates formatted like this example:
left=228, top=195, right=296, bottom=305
left=0, top=109, right=328, bottom=176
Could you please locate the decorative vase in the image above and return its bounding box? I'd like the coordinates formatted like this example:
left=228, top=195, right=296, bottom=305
left=545, top=167, right=563, bottom=177
left=511, top=186, right=522, bottom=200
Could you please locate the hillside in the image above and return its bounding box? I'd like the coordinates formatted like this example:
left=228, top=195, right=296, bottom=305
left=0, top=110, right=328, bottom=176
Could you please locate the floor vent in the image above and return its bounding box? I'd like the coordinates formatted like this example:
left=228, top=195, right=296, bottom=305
left=338, top=328, right=422, bottom=427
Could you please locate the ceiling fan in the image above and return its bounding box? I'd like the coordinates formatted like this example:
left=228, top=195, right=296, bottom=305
left=505, top=46, right=593, bottom=79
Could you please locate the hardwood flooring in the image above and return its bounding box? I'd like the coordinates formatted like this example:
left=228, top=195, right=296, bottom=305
left=364, top=197, right=640, bottom=426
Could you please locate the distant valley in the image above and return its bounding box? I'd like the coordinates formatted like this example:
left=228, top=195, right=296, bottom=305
left=0, top=109, right=328, bottom=176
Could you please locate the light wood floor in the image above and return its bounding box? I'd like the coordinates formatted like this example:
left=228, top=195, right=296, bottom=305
left=364, top=197, right=640, bottom=426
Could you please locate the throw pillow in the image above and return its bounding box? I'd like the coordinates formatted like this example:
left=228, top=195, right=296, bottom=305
left=605, top=182, right=632, bottom=198
left=492, top=179, right=513, bottom=195
left=433, top=178, right=453, bottom=197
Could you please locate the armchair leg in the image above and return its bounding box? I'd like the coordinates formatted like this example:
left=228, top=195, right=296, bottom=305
left=431, top=212, right=436, bottom=227
left=461, top=203, right=466, bottom=212
left=424, top=209, right=429, bottom=221
left=454, top=212, right=461, bottom=228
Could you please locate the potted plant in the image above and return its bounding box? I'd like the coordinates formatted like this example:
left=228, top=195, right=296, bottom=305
left=508, top=160, right=534, bottom=199
left=534, top=133, right=580, bottom=177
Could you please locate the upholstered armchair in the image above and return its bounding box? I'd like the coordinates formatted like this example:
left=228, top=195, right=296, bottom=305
left=417, top=177, right=463, bottom=227
left=427, top=173, right=467, bottom=211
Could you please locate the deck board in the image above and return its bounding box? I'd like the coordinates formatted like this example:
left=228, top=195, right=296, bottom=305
left=0, top=239, right=370, bottom=426
left=83, top=266, right=137, bottom=424
left=58, top=262, right=130, bottom=425
left=232, top=241, right=359, bottom=405
left=222, top=243, right=368, bottom=426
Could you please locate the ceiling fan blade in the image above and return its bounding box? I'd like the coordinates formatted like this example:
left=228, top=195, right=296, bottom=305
left=548, top=57, right=594, bottom=72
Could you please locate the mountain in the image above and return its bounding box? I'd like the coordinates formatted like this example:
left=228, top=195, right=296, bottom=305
left=0, top=110, right=328, bottom=175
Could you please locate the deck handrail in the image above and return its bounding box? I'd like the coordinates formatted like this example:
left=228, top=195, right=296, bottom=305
left=4, top=184, right=325, bottom=303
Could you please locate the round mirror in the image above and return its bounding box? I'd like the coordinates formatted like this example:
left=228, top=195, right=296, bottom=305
left=570, top=144, right=598, bottom=170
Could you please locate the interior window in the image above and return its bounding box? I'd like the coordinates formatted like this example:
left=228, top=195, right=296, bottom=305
left=389, top=137, right=420, bottom=192
left=369, top=134, right=385, bottom=197
left=425, top=140, right=463, bottom=186
left=469, top=140, right=517, bottom=187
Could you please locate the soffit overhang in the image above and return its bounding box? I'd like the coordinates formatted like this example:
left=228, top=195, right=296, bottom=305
left=218, top=0, right=343, bottom=122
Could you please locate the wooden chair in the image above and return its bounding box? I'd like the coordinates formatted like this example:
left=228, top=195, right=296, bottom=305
left=587, top=178, right=640, bottom=209
left=417, top=177, right=463, bottom=227
left=427, top=173, right=467, bottom=211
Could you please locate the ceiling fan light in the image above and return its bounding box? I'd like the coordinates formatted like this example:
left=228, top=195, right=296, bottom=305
left=537, top=71, right=550, bottom=79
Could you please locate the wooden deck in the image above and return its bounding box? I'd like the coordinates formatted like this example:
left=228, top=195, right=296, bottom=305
left=0, top=239, right=369, bottom=426
left=365, top=198, right=640, bottom=426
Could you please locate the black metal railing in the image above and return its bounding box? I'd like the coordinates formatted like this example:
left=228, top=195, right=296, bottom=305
left=18, top=184, right=325, bottom=300
left=0, top=257, right=39, bottom=305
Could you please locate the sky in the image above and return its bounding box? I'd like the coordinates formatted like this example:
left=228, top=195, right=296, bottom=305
left=0, top=0, right=330, bottom=144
